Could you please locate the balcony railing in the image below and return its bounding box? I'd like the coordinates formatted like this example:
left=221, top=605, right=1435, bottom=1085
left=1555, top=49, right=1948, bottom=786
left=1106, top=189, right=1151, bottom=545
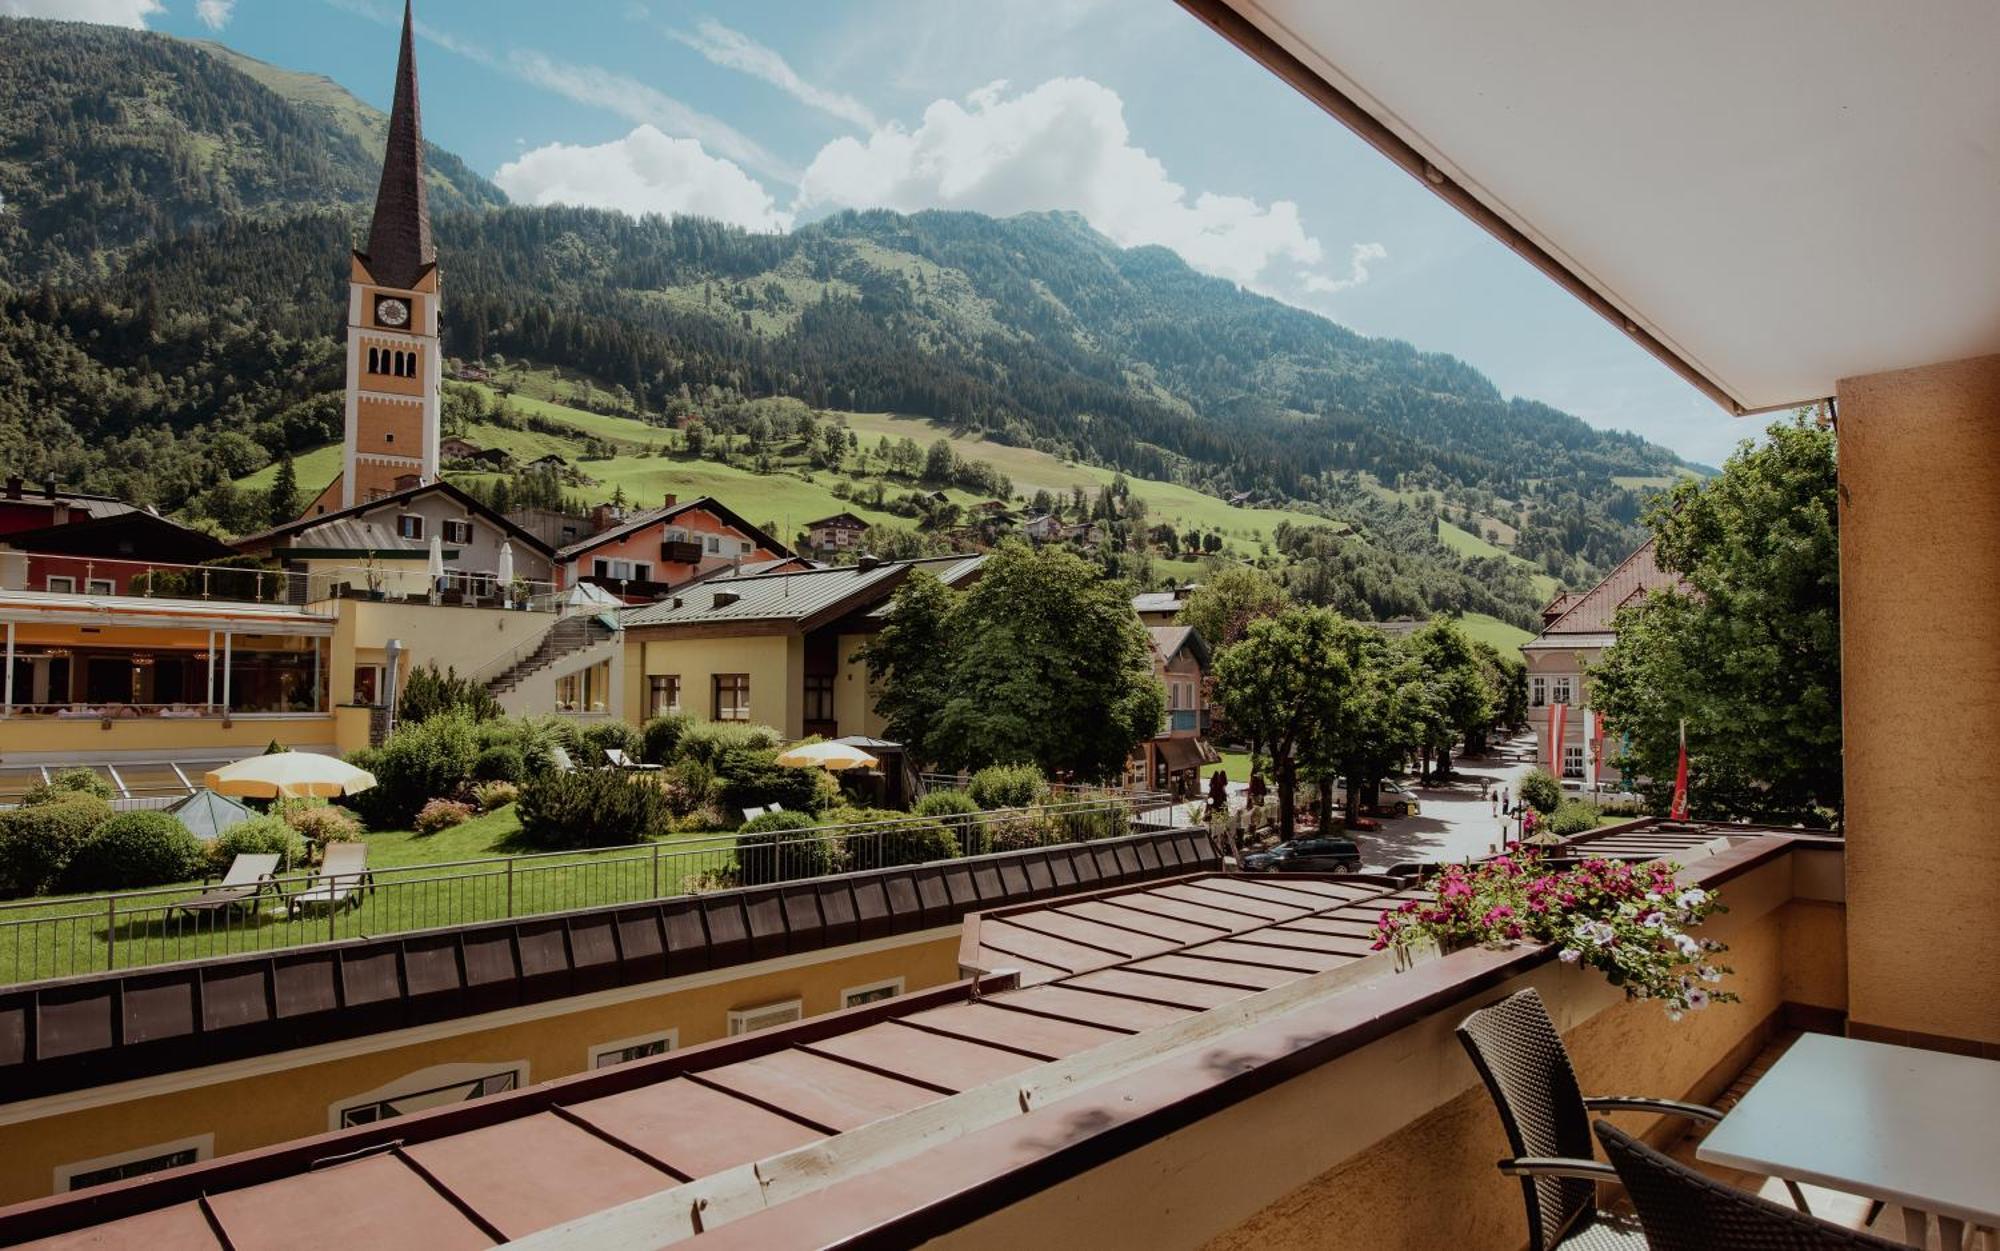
left=0, top=791, right=1189, bottom=987
left=0, top=551, right=563, bottom=613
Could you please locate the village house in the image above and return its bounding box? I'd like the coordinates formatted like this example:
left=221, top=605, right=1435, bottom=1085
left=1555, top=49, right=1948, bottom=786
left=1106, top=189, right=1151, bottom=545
left=552, top=495, right=791, bottom=604
left=1128, top=624, right=1218, bottom=794
left=801, top=511, right=869, bottom=553
left=1020, top=512, right=1065, bottom=543
left=0, top=501, right=236, bottom=597
left=1520, top=538, right=1682, bottom=786
left=437, top=435, right=482, bottom=459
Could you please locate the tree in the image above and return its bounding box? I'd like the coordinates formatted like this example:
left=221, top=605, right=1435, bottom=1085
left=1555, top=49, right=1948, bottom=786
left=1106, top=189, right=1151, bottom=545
left=922, top=438, right=957, bottom=484
left=265, top=450, right=298, bottom=525
left=1211, top=607, right=1360, bottom=840
left=1176, top=565, right=1289, bottom=649
left=1590, top=414, right=1839, bottom=822
left=1337, top=630, right=1428, bottom=825
left=860, top=543, right=1163, bottom=780
left=1405, top=618, right=1494, bottom=781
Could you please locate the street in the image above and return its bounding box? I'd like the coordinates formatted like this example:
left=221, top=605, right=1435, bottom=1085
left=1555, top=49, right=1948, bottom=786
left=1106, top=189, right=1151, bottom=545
left=1350, top=730, right=1536, bottom=871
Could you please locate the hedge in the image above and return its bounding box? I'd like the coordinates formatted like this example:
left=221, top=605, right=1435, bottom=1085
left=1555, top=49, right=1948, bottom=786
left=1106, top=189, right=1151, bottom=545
left=968, top=763, right=1046, bottom=810
left=914, top=789, right=986, bottom=856
left=844, top=814, right=958, bottom=872
left=735, top=811, right=836, bottom=885
left=1519, top=767, right=1564, bottom=815
left=517, top=769, right=671, bottom=848
left=210, top=815, right=305, bottom=871
left=0, top=795, right=112, bottom=895
left=640, top=713, right=692, bottom=764
left=65, top=811, right=205, bottom=892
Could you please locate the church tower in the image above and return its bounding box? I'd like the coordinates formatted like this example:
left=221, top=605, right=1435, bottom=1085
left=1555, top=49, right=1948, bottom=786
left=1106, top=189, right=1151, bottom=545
left=313, top=0, right=440, bottom=513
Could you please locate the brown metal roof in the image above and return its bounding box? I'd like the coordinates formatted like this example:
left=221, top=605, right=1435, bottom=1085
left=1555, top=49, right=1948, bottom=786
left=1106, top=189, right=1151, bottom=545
left=1524, top=538, right=1684, bottom=645
left=360, top=1, right=434, bottom=292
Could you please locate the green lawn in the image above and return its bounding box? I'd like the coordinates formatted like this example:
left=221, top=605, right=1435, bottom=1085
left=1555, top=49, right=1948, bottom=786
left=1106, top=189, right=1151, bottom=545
left=1456, top=611, right=1535, bottom=655
left=237, top=442, right=344, bottom=498
left=1440, top=520, right=1562, bottom=601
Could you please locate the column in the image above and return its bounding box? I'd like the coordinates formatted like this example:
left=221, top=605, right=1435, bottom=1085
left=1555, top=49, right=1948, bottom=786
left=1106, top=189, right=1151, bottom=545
left=1837, top=352, right=2000, bottom=1049
left=3, top=621, right=12, bottom=715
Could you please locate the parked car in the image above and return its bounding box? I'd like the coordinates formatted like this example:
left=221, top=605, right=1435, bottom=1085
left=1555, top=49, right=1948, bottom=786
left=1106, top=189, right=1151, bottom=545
left=1241, top=836, right=1363, bottom=874
left=1332, top=777, right=1422, bottom=818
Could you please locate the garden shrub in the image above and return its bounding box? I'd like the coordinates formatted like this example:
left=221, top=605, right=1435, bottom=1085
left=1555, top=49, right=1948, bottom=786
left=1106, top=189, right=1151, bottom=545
left=915, top=789, right=986, bottom=856
left=1518, top=767, right=1564, bottom=815
left=23, top=767, right=115, bottom=806
left=65, top=812, right=205, bottom=891
left=640, top=713, right=691, bottom=764
left=661, top=758, right=716, bottom=817
left=510, top=716, right=579, bottom=777
left=396, top=663, right=502, bottom=724
left=677, top=721, right=784, bottom=767
left=735, top=811, right=836, bottom=885
left=985, top=811, right=1055, bottom=853
left=968, top=763, right=1046, bottom=810
left=415, top=798, right=475, bottom=834
left=577, top=720, right=644, bottom=764
left=1547, top=799, right=1603, bottom=837
left=285, top=805, right=363, bottom=849
left=472, top=744, right=526, bottom=783
left=209, top=815, right=304, bottom=872
left=349, top=712, right=479, bottom=829
left=843, top=814, right=959, bottom=871
left=517, top=770, right=671, bottom=848
left=1050, top=798, right=1131, bottom=843
left=471, top=780, right=520, bottom=812
left=0, top=795, right=112, bottom=895
left=713, top=748, right=825, bottom=817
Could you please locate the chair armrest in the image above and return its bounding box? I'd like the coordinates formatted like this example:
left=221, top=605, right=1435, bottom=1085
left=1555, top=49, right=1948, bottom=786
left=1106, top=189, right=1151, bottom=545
left=1583, top=1096, right=1725, bottom=1124
left=1497, top=1157, right=1618, bottom=1182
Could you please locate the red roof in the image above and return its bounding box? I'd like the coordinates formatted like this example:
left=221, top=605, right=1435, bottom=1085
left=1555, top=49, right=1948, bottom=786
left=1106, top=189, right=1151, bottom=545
left=1530, top=538, right=1684, bottom=639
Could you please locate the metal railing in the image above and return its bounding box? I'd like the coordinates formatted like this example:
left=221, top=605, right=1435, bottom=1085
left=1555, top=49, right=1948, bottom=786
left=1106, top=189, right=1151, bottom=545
left=0, top=792, right=1185, bottom=987
left=0, top=551, right=562, bottom=613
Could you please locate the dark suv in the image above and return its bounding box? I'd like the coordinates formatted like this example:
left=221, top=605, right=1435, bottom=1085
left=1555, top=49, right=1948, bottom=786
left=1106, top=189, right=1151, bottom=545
left=1241, top=836, right=1363, bottom=874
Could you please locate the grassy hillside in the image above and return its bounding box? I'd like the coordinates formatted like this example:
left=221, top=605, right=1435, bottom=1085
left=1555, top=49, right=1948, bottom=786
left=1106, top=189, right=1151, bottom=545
left=1440, top=519, right=1561, bottom=601
left=1457, top=611, right=1535, bottom=655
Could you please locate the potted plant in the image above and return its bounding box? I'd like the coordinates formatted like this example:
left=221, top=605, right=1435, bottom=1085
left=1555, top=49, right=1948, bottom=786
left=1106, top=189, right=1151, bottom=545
left=363, top=554, right=385, bottom=601
left=1371, top=848, right=1737, bottom=1018
left=508, top=576, right=529, bottom=610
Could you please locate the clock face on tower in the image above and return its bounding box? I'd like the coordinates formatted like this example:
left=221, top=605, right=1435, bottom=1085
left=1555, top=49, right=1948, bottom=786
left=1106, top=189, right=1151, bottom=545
left=375, top=297, right=411, bottom=328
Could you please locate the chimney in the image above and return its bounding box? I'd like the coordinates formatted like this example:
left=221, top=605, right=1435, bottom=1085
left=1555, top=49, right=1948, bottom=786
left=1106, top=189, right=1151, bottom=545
left=856, top=554, right=882, bottom=571
left=4, top=475, right=19, bottom=499
left=589, top=503, right=616, bottom=533
left=663, top=493, right=677, bottom=508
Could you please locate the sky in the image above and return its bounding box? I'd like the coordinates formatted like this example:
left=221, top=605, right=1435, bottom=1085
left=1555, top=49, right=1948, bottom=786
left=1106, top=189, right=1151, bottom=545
left=3, top=0, right=1760, bottom=465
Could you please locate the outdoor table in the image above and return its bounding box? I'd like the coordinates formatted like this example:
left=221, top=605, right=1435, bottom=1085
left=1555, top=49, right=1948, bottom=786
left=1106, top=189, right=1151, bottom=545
left=1696, top=1033, right=2000, bottom=1248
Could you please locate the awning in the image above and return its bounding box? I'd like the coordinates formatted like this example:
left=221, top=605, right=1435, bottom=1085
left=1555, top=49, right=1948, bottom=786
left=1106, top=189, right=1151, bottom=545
left=1156, top=738, right=1220, bottom=771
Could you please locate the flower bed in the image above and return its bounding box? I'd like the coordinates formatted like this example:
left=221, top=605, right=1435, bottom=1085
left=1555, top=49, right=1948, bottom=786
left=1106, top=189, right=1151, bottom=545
left=1371, top=848, right=1737, bottom=1017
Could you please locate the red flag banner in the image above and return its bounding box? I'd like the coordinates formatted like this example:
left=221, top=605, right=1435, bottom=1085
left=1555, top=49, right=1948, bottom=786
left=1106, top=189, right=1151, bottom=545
left=1549, top=702, right=1567, bottom=777
left=1669, top=719, right=1690, bottom=819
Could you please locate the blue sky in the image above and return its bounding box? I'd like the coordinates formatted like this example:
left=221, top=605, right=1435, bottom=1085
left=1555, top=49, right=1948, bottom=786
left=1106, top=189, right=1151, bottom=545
left=15, top=0, right=1755, bottom=465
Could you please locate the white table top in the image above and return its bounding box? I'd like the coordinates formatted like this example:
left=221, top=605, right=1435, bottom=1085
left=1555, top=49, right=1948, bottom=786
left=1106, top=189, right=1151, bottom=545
left=1697, top=1033, right=2000, bottom=1227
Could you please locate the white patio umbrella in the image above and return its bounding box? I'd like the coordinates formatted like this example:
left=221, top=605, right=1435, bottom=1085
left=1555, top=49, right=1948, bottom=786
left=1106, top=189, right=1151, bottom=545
left=427, top=532, right=446, bottom=589
left=496, top=539, right=515, bottom=588
left=775, top=741, right=880, bottom=771
left=203, top=752, right=377, bottom=799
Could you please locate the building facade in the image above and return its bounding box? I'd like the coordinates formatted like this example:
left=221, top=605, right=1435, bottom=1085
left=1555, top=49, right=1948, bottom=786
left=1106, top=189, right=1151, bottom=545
left=1520, top=538, right=1681, bottom=785
left=1129, top=624, right=1217, bottom=794
left=553, top=496, right=791, bottom=603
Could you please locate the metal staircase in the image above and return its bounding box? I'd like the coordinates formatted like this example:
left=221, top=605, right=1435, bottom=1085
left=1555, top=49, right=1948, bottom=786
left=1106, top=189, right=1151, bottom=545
left=485, top=615, right=617, bottom=696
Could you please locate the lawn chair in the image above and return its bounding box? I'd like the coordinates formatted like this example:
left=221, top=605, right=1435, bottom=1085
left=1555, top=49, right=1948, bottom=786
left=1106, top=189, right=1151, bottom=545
left=1456, top=988, right=1727, bottom=1251
left=174, top=853, right=282, bottom=921
left=604, top=747, right=662, bottom=772
left=741, top=805, right=767, bottom=823
left=549, top=744, right=576, bottom=772
left=285, top=842, right=374, bottom=916
left=1593, top=1120, right=1905, bottom=1250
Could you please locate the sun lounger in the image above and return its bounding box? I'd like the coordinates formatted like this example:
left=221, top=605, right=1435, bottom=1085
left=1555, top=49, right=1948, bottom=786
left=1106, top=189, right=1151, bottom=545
left=285, top=842, right=374, bottom=915
left=604, top=748, right=662, bottom=772
left=174, top=854, right=282, bottom=920
left=549, top=744, right=576, bottom=772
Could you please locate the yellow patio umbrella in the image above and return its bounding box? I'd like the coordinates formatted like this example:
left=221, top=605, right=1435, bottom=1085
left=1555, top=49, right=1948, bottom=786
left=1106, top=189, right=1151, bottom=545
left=774, top=740, right=879, bottom=771
left=203, top=752, right=378, bottom=799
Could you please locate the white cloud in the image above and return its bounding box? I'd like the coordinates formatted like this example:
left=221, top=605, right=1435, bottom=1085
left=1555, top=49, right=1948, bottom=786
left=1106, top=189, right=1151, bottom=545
left=798, top=77, right=1377, bottom=294
left=508, top=50, right=795, bottom=184
left=0, top=0, right=161, bottom=26
left=1303, top=241, right=1388, bottom=294
left=494, top=124, right=792, bottom=233
left=194, top=0, right=232, bottom=29
left=671, top=19, right=876, bottom=131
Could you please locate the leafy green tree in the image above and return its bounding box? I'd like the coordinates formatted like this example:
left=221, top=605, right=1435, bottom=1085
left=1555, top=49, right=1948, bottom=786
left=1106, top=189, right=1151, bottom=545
left=922, top=438, right=957, bottom=484
left=1211, top=607, right=1359, bottom=840
left=1405, top=618, right=1495, bottom=780
left=862, top=544, right=1163, bottom=780
left=1337, top=630, right=1429, bottom=824
left=1590, top=415, right=1839, bottom=822
left=1176, top=565, right=1289, bottom=649
left=265, top=450, right=299, bottom=525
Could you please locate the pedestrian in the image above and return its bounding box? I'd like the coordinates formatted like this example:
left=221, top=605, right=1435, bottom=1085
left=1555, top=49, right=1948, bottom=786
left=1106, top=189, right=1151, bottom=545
left=1207, top=768, right=1229, bottom=821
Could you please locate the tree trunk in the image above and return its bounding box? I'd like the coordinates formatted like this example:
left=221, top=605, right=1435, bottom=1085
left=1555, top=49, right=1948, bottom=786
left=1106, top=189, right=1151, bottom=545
left=1276, top=756, right=1297, bottom=841
left=1436, top=743, right=1453, bottom=782
left=1315, top=775, right=1334, bottom=831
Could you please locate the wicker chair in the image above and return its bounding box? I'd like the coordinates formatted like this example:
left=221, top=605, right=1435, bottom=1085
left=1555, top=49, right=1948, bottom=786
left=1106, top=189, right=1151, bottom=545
left=1593, top=1121, right=1906, bottom=1250
left=1456, top=988, right=1728, bottom=1251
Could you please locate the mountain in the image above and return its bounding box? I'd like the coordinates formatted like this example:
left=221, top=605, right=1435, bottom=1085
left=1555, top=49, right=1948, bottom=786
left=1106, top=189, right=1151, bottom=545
left=0, top=17, right=1692, bottom=624
left=0, top=17, right=503, bottom=285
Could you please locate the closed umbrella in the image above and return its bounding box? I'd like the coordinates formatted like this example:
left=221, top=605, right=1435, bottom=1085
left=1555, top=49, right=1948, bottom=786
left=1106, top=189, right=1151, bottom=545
left=775, top=741, right=879, bottom=771
left=203, top=752, right=377, bottom=799
left=427, top=533, right=446, bottom=593
left=497, top=540, right=515, bottom=590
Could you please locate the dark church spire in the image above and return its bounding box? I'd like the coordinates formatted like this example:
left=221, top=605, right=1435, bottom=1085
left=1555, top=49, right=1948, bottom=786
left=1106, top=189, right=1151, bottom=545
left=362, top=0, right=434, bottom=290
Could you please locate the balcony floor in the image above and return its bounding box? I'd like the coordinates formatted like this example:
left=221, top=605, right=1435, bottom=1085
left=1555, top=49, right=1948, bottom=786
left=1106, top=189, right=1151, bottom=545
left=1659, top=1030, right=1985, bottom=1249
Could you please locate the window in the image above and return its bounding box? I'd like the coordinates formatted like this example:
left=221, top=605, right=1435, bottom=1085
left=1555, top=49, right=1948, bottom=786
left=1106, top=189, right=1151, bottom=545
left=56, top=1135, right=212, bottom=1193
left=1552, top=676, right=1574, bottom=705
left=45, top=575, right=75, bottom=594
left=1563, top=744, right=1586, bottom=779
left=353, top=665, right=382, bottom=706
left=648, top=674, right=681, bottom=716
left=443, top=519, right=473, bottom=544
left=397, top=514, right=424, bottom=540
left=593, top=558, right=609, bottom=579
left=706, top=535, right=722, bottom=554
left=589, top=1030, right=678, bottom=1070
left=555, top=659, right=612, bottom=713
left=332, top=1063, right=524, bottom=1130
left=714, top=673, right=750, bottom=721
left=1530, top=676, right=1547, bottom=708
left=841, top=978, right=904, bottom=1009
left=85, top=578, right=114, bottom=596
left=727, top=999, right=802, bottom=1036
left=803, top=674, right=835, bottom=723
left=740, top=540, right=754, bottom=555
left=663, top=527, right=688, bottom=543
